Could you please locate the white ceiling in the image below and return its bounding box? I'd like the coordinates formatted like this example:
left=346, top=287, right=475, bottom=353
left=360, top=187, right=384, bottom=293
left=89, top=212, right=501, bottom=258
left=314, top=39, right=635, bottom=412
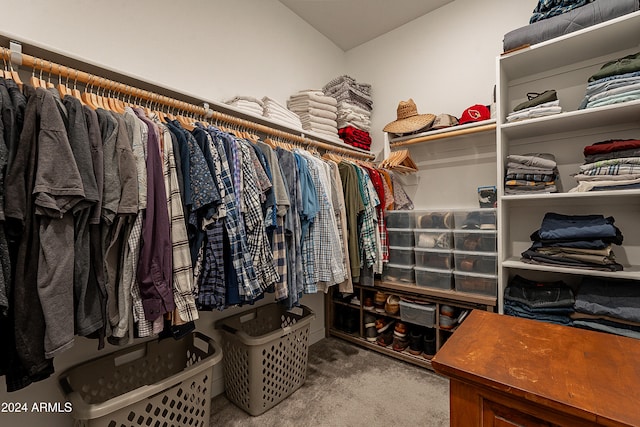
left=278, top=0, right=454, bottom=51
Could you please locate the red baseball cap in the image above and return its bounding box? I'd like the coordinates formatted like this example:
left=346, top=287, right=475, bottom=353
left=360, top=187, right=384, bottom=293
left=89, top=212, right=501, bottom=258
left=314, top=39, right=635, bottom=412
left=459, top=104, right=490, bottom=125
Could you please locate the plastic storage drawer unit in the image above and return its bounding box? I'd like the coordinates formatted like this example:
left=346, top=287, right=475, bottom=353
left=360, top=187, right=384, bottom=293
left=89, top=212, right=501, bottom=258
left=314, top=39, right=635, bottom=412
left=385, top=210, right=416, bottom=228
left=454, top=271, right=498, bottom=297
left=382, top=263, right=415, bottom=284
left=415, top=211, right=453, bottom=229
left=216, top=304, right=315, bottom=416
left=453, top=251, right=498, bottom=275
left=453, top=230, right=497, bottom=252
left=58, top=332, right=223, bottom=427
left=388, top=246, right=416, bottom=266
left=454, top=208, right=497, bottom=230
left=414, top=229, right=453, bottom=249
left=415, top=266, right=453, bottom=290
left=414, top=247, right=453, bottom=269
left=387, top=228, right=415, bottom=247
left=399, top=300, right=436, bottom=327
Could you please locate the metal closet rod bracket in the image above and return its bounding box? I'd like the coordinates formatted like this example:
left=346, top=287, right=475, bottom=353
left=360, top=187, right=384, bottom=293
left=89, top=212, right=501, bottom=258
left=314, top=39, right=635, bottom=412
left=9, top=40, right=22, bottom=66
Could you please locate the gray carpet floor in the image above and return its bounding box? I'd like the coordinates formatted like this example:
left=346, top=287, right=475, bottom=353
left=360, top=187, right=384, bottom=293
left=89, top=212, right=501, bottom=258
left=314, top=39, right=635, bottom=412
left=210, top=337, right=450, bottom=426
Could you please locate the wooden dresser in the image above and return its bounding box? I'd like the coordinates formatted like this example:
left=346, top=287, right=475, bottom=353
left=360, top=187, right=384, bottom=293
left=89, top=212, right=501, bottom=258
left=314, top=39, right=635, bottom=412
left=431, top=310, right=640, bottom=426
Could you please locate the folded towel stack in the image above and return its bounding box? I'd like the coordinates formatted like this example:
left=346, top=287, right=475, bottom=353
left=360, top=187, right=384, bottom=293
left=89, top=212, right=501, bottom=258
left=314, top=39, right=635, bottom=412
left=225, top=95, right=264, bottom=116
left=287, top=90, right=340, bottom=139
left=262, top=96, right=303, bottom=129
left=322, top=75, right=374, bottom=150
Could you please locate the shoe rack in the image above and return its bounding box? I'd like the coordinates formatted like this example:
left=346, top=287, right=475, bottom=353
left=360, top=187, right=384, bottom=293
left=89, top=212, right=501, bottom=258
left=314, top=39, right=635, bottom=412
left=326, top=281, right=496, bottom=370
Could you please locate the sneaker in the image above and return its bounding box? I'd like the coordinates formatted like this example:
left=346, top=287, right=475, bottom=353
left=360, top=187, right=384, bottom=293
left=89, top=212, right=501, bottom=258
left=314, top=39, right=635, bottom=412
left=375, top=318, right=393, bottom=334
left=393, top=321, right=407, bottom=338
left=385, top=295, right=400, bottom=315
left=374, top=291, right=387, bottom=313
left=407, top=329, right=423, bottom=356
left=423, top=328, right=436, bottom=358
left=364, top=314, right=377, bottom=342
left=392, top=335, right=409, bottom=352
left=377, top=328, right=394, bottom=347
left=363, top=296, right=374, bottom=311
left=350, top=295, right=361, bottom=306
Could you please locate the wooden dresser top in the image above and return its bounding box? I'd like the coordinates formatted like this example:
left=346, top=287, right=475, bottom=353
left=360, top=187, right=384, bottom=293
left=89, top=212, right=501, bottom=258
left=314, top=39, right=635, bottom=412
left=432, top=310, right=640, bottom=426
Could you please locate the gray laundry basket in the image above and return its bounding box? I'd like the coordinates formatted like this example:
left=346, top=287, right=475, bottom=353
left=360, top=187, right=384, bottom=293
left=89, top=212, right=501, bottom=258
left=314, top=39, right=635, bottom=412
left=58, top=332, right=222, bottom=427
left=215, top=303, right=315, bottom=416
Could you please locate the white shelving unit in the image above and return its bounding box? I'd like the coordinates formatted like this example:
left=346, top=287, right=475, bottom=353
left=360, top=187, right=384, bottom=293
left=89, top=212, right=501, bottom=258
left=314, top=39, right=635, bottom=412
left=496, top=11, right=640, bottom=310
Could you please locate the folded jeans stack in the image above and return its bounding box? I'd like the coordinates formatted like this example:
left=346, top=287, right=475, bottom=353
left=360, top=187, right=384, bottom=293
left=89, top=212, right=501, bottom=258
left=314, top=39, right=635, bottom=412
left=572, top=276, right=640, bottom=339
left=504, top=153, right=560, bottom=194
left=521, top=212, right=624, bottom=271
left=287, top=90, right=340, bottom=140
left=504, top=275, right=575, bottom=326
left=570, top=138, right=640, bottom=192
left=580, top=52, right=640, bottom=109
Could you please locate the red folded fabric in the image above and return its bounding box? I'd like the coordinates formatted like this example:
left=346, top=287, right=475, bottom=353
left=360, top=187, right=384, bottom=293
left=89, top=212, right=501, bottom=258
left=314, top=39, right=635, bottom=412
left=583, top=139, right=640, bottom=155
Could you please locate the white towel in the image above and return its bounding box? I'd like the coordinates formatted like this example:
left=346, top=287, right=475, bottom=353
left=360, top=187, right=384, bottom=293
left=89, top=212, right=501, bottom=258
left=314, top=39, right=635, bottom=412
left=289, top=91, right=337, bottom=106
left=298, top=114, right=338, bottom=129
left=262, top=96, right=301, bottom=122
left=288, top=99, right=338, bottom=114
left=337, top=101, right=371, bottom=117
left=303, top=121, right=338, bottom=135
left=308, top=107, right=337, bottom=121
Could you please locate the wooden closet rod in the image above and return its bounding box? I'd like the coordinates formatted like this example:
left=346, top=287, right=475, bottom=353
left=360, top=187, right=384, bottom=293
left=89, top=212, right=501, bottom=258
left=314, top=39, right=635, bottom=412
left=0, top=47, right=375, bottom=161
left=389, top=123, right=497, bottom=148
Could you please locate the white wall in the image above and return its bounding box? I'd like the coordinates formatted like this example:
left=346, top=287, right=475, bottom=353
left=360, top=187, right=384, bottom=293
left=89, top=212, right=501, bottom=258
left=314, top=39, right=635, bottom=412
left=1, top=0, right=345, bottom=106
left=345, top=0, right=537, bottom=154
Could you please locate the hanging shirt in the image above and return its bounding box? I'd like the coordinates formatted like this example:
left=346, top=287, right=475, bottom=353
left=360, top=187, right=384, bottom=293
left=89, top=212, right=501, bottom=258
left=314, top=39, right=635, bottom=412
left=326, top=160, right=353, bottom=293
left=239, top=140, right=279, bottom=294
left=134, top=109, right=175, bottom=322
left=338, top=161, right=365, bottom=283
left=295, top=152, right=319, bottom=293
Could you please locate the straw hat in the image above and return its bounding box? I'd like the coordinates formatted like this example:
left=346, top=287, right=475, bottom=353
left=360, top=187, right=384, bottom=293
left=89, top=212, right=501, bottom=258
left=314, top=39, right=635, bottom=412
left=383, top=99, right=436, bottom=134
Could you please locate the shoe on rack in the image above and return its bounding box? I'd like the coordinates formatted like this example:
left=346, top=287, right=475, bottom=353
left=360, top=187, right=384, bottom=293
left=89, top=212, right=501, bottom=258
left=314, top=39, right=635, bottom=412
left=392, top=335, right=409, bottom=352
left=439, top=314, right=456, bottom=330
left=440, top=304, right=456, bottom=317
left=394, top=321, right=408, bottom=338
left=344, top=309, right=359, bottom=334
left=423, top=328, right=436, bottom=358
left=407, top=329, right=424, bottom=356
left=350, top=295, right=361, bottom=306
left=385, top=295, right=400, bottom=315
left=364, top=314, right=377, bottom=342
left=377, top=328, right=394, bottom=347
left=363, top=296, right=374, bottom=311
left=374, top=291, right=388, bottom=313
left=375, top=318, right=393, bottom=334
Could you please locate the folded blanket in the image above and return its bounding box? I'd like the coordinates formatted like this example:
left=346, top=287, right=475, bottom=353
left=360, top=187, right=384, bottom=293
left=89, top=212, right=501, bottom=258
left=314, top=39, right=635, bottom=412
left=288, top=99, right=338, bottom=114
left=264, top=107, right=303, bottom=126
left=302, top=121, right=338, bottom=135
left=337, top=101, right=372, bottom=117
left=289, top=90, right=337, bottom=106
left=226, top=99, right=264, bottom=116
left=298, top=114, right=338, bottom=129
left=503, top=0, right=639, bottom=52
left=308, top=107, right=337, bottom=121
left=583, top=139, right=640, bottom=156
left=262, top=96, right=301, bottom=121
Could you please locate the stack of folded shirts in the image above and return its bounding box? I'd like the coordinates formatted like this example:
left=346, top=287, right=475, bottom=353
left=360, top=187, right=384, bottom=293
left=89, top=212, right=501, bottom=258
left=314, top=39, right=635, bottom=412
left=504, top=153, right=559, bottom=194
left=570, top=138, right=640, bottom=192
left=287, top=90, right=339, bottom=139
left=504, top=275, right=575, bottom=326
left=322, top=75, right=373, bottom=149
left=262, top=96, right=303, bottom=129
left=521, top=212, right=624, bottom=271
left=224, top=95, right=264, bottom=116
left=572, top=276, right=640, bottom=339
left=506, top=90, right=562, bottom=122
left=338, top=126, right=371, bottom=150
left=580, top=52, right=640, bottom=109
